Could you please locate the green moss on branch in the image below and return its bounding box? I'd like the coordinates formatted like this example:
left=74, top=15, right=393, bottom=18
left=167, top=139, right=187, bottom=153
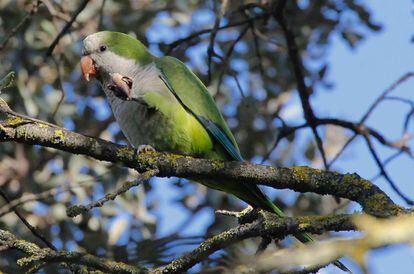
left=0, top=108, right=404, bottom=217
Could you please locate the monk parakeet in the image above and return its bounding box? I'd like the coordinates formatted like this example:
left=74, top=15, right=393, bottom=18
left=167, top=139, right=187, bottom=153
left=80, top=31, right=349, bottom=272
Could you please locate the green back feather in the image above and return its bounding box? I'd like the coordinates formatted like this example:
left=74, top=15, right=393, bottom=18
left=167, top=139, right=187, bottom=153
left=155, top=56, right=240, bottom=159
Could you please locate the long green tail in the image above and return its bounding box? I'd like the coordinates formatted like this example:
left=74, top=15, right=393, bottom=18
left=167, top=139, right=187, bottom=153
left=236, top=183, right=351, bottom=273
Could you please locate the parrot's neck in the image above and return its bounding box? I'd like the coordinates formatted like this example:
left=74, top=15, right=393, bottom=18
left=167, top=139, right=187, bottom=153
left=98, top=60, right=176, bottom=149
left=99, top=54, right=166, bottom=102
left=129, top=64, right=166, bottom=98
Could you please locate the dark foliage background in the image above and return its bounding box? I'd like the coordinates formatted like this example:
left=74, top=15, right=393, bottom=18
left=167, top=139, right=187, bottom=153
left=0, top=1, right=412, bottom=273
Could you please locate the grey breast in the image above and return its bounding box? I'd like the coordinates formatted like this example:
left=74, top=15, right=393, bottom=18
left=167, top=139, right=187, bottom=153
left=102, top=86, right=151, bottom=147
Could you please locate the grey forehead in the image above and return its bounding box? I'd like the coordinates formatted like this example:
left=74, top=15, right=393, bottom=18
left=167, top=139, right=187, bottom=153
left=83, top=34, right=101, bottom=51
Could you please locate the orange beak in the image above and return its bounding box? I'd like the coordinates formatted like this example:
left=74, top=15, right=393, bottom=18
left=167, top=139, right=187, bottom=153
left=80, top=55, right=97, bottom=81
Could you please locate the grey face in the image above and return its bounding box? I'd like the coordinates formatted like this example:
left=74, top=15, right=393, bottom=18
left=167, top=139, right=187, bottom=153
left=82, top=34, right=110, bottom=81
left=81, top=34, right=136, bottom=84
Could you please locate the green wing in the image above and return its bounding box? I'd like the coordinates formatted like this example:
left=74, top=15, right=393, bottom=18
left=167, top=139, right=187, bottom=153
left=155, top=56, right=241, bottom=160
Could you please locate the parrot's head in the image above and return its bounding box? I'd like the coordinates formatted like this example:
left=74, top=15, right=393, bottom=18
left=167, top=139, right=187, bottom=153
left=80, top=31, right=153, bottom=82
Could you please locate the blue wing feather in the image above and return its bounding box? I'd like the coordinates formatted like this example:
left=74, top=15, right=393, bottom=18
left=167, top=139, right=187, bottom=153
left=197, top=116, right=243, bottom=161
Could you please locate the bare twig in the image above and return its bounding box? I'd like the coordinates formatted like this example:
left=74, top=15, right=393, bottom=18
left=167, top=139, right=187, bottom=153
left=245, top=11, right=265, bottom=76
left=0, top=169, right=109, bottom=217
left=207, top=1, right=224, bottom=82
left=98, top=0, right=107, bottom=29
left=51, top=56, right=65, bottom=119
left=328, top=72, right=414, bottom=167
left=0, top=187, right=80, bottom=273
left=216, top=24, right=249, bottom=97
left=66, top=168, right=158, bottom=217
left=317, top=118, right=410, bottom=152
left=263, top=114, right=411, bottom=164
left=0, top=1, right=42, bottom=50
left=152, top=213, right=356, bottom=274
left=45, top=0, right=90, bottom=56
left=42, top=0, right=71, bottom=22
left=0, top=229, right=146, bottom=273
left=370, top=151, right=403, bottom=181
left=273, top=3, right=328, bottom=169
left=165, top=12, right=271, bottom=54
left=0, top=186, right=65, bottom=218
left=240, top=214, right=414, bottom=273
left=262, top=122, right=307, bottom=162
left=363, top=135, right=413, bottom=205
left=361, top=72, right=414, bottom=122
left=0, top=188, right=56, bottom=250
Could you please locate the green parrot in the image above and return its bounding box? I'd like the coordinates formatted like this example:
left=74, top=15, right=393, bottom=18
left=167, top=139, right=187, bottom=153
left=80, top=31, right=349, bottom=272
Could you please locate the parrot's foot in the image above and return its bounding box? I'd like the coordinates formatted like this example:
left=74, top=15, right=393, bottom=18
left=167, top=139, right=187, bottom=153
left=216, top=206, right=258, bottom=224
left=137, top=144, right=156, bottom=155
left=107, top=73, right=134, bottom=101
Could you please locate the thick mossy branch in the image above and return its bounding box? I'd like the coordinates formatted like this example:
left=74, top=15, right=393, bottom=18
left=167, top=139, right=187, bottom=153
left=0, top=229, right=147, bottom=273
left=0, top=108, right=403, bottom=217
left=153, top=213, right=355, bottom=274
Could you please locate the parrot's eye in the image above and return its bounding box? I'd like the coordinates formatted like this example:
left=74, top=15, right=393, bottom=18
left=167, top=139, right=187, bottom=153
left=99, top=45, right=107, bottom=52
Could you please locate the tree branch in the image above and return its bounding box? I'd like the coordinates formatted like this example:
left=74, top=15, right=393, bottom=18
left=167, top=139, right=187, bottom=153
left=45, top=0, right=90, bottom=56
left=273, top=2, right=328, bottom=169
left=0, top=1, right=42, bottom=51
left=0, top=189, right=57, bottom=250
left=153, top=213, right=356, bottom=274
left=164, top=12, right=271, bottom=54
left=237, top=213, right=414, bottom=273
left=0, top=103, right=403, bottom=217
left=66, top=168, right=158, bottom=217
left=0, top=229, right=146, bottom=273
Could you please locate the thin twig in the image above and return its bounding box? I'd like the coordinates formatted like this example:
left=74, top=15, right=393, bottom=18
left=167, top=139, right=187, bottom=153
left=370, top=151, right=403, bottom=181
left=363, top=135, right=413, bottom=205
left=42, top=0, right=71, bottom=22
left=152, top=214, right=355, bottom=274
left=98, top=0, right=107, bottom=30
left=0, top=0, right=42, bottom=50
left=216, top=25, right=250, bottom=98
left=328, top=72, right=414, bottom=167
left=0, top=170, right=106, bottom=217
left=51, top=56, right=65, bottom=119
left=246, top=11, right=265, bottom=76
left=165, top=12, right=271, bottom=54
left=0, top=188, right=56, bottom=250
left=66, top=169, right=158, bottom=217
left=273, top=3, right=328, bottom=169
left=45, top=0, right=90, bottom=56
left=207, top=0, right=224, bottom=82
left=361, top=72, right=414, bottom=122
left=0, top=229, right=145, bottom=273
